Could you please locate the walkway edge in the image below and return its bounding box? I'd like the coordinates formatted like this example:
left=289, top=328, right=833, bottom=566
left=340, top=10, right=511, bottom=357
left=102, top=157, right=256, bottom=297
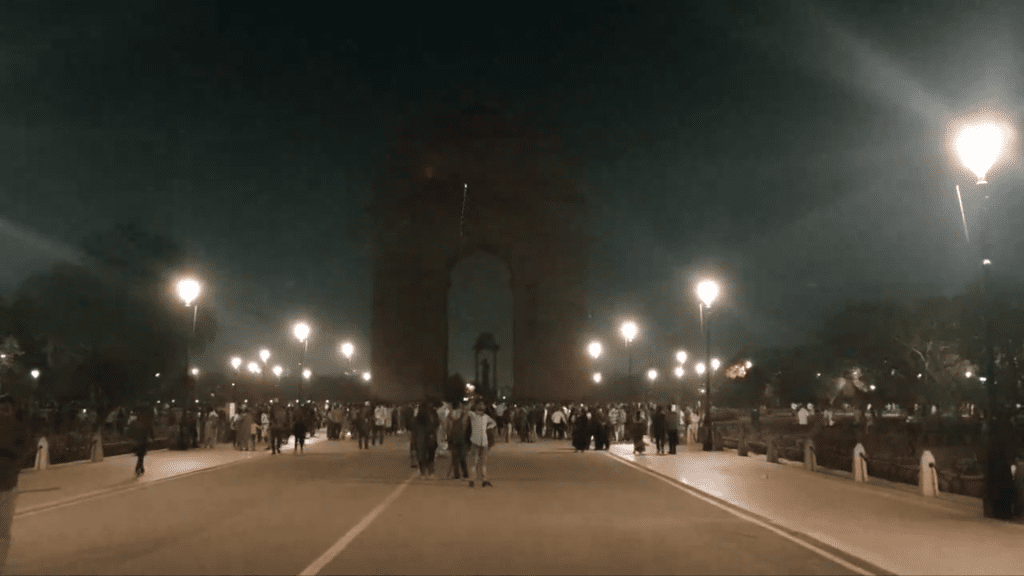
left=604, top=451, right=895, bottom=576
left=16, top=452, right=259, bottom=518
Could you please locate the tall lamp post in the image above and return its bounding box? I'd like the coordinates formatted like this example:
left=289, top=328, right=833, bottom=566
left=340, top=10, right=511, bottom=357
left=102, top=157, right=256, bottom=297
left=230, top=357, right=242, bottom=405
left=956, top=122, right=1015, bottom=519
left=177, top=278, right=201, bottom=407
left=696, top=280, right=719, bottom=451
left=340, top=342, right=354, bottom=375
left=646, top=368, right=658, bottom=405
left=293, top=322, right=311, bottom=401
left=620, top=321, right=638, bottom=388
left=675, top=350, right=687, bottom=406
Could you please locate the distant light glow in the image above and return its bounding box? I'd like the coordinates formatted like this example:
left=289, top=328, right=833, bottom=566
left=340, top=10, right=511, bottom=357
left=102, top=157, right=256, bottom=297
left=956, top=124, right=1004, bottom=184
left=248, top=362, right=260, bottom=375
left=302, top=368, right=312, bottom=380
left=230, top=357, right=242, bottom=370
left=293, top=322, right=311, bottom=343
left=593, top=372, right=602, bottom=384
left=190, top=367, right=199, bottom=376
left=647, top=369, right=658, bottom=381
left=620, top=321, right=638, bottom=344
left=965, top=371, right=973, bottom=378
left=695, top=363, right=706, bottom=375
left=30, top=369, right=39, bottom=379
left=273, top=365, right=283, bottom=377
left=260, top=349, right=270, bottom=363
left=676, top=350, right=687, bottom=364
left=587, top=341, right=603, bottom=359
left=177, top=278, right=201, bottom=306
left=341, top=342, right=354, bottom=360
left=362, top=371, right=371, bottom=382
left=711, top=358, right=721, bottom=371
left=674, top=366, right=684, bottom=378
left=697, top=280, right=719, bottom=307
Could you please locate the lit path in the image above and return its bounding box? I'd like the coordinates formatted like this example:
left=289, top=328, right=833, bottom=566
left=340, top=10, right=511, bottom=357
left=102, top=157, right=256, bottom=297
left=8, top=436, right=866, bottom=575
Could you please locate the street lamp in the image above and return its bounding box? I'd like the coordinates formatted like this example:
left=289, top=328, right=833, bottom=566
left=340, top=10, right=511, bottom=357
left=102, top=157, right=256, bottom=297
left=361, top=371, right=371, bottom=382
left=676, top=350, right=687, bottom=365
left=695, top=362, right=705, bottom=375
left=303, top=368, right=312, bottom=380
left=587, top=341, right=603, bottom=360
left=30, top=369, right=39, bottom=380
left=340, top=341, right=354, bottom=374
left=230, top=357, right=242, bottom=404
left=711, top=358, right=721, bottom=372
left=293, top=322, right=310, bottom=400
left=696, top=279, right=719, bottom=451
left=273, top=365, right=283, bottom=378
left=620, top=321, right=638, bottom=382
left=593, top=372, right=602, bottom=384
left=955, top=121, right=1014, bottom=519
left=247, top=362, right=260, bottom=375
left=177, top=277, right=201, bottom=406
left=674, top=366, right=684, bottom=378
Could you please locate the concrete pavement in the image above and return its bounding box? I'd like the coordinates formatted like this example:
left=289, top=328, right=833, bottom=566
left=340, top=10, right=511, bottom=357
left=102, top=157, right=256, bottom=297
left=8, top=435, right=862, bottom=575
left=16, top=433, right=328, bottom=516
left=609, top=440, right=1024, bottom=576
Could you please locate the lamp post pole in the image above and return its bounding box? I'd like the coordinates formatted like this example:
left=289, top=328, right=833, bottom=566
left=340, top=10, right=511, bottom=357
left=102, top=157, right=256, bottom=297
left=955, top=123, right=1015, bottom=519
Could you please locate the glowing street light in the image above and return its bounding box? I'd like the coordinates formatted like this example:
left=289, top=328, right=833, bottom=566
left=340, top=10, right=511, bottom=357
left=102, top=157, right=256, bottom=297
left=340, top=342, right=354, bottom=372
left=247, top=362, right=261, bottom=375
left=695, top=362, right=706, bottom=375
left=260, top=349, right=270, bottom=364
left=676, top=350, right=687, bottom=364
left=674, top=366, right=684, bottom=379
left=362, top=371, right=371, bottom=382
left=745, top=360, right=753, bottom=369
left=587, top=341, right=603, bottom=360
left=966, top=371, right=973, bottom=378
left=190, top=367, right=200, bottom=377
left=30, top=369, right=39, bottom=379
left=593, top=372, right=602, bottom=384
left=177, top=277, right=201, bottom=406
left=711, top=358, right=721, bottom=372
left=302, top=368, right=312, bottom=380
left=620, top=321, right=638, bottom=380
left=231, top=357, right=242, bottom=371
left=647, top=369, right=658, bottom=381
left=272, top=365, right=283, bottom=378
left=956, top=124, right=1005, bottom=185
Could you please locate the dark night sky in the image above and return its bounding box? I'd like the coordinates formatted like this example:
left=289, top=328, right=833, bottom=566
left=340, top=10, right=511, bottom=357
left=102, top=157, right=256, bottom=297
left=2, top=0, right=1024, bottom=389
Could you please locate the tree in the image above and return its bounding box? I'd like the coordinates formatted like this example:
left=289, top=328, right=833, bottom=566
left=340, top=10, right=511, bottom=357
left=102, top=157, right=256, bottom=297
left=10, top=225, right=218, bottom=417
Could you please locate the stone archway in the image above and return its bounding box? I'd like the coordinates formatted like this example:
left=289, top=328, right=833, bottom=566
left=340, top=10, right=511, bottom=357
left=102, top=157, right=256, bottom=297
left=370, top=107, right=589, bottom=402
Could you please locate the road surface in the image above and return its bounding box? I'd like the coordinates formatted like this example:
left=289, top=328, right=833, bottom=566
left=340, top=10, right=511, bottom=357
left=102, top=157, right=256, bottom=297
left=8, top=435, right=863, bottom=575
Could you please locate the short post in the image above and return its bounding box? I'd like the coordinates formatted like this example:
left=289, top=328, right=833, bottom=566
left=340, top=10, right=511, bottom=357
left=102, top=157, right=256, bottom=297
left=91, top=430, right=104, bottom=463
left=766, top=435, right=779, bottom=463
left=853, top=443, right=868, bottom=482
left=804, top=438, right=817, bottom=472
left=34, top=437, right=49, bottom=470
left=737, top=424, right=749, bottom=457
left=920, top=450, right=938, bottom=497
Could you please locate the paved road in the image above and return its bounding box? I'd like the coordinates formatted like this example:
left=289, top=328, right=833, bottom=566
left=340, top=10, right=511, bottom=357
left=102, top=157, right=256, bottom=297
left=8, top=436, right=861, bottom=575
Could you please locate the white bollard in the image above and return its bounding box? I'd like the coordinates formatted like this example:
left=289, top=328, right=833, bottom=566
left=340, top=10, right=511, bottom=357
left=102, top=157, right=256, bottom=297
left=34, top=437, right=49, bottom=470
left=853, top=443, right=868, bottom=482
left=920, top=450, right=938, bottom=497
left=804, top=439, right=817, bottom=472
left=91, top=431, right=104, bottom=463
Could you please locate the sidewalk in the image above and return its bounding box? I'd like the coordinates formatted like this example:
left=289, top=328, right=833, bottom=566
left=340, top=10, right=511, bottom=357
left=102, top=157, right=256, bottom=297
left=608, top=442, right=1024, bottom=575
left=16, top=433, right=328, bottom=516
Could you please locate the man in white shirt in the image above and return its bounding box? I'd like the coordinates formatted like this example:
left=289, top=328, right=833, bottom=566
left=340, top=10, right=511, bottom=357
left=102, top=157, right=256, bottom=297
left=550, top=406, right=566, bottom=439
left=467, top=402, right=496, bottom=488
left=373, top=403, right=388, bottom=445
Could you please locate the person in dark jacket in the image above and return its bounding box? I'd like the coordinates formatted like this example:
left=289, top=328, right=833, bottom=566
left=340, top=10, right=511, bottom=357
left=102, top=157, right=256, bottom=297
left=128, top=407, right=154, bottom=476
left=572, top=411, right=590, bottom=452
left=652, top=407, right=667, bottom=455
left=414, top=401, right=439, bottom=478
left=0, top=395, right=33, bottom=573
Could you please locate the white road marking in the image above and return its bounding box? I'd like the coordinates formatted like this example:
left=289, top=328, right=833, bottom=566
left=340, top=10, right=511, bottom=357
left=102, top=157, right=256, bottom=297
left=605, top=452, right=880, bottom=576
left=298, top=472, right=417, bottom=576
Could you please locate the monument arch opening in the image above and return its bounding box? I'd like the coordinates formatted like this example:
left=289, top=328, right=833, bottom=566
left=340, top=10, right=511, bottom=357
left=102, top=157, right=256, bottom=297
left=370, top=107, right=589, bottom=402
left=447, top=250, right=513, bottom=403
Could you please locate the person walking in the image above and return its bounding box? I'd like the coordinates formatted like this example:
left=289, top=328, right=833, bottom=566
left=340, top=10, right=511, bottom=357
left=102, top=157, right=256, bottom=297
left=293, top=412, right=307, bottom=454
left=652, top=406, right=667, bottom=455
left=414, top=401, right=439, bottom=479
left=203, top=410, right=218, bottom=449
left=0, top=395, right=32, bottom=574
left=665, top=405, right=680, bottom=454
left=373, top=403, right=387, bottom=446
left=446, top=401, right=470, bottom=480
left=128, top=407, right=154, bottom=475
left=467, top=401, right=497, bottom=487
left=237, top=409, right=252, bottom=452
